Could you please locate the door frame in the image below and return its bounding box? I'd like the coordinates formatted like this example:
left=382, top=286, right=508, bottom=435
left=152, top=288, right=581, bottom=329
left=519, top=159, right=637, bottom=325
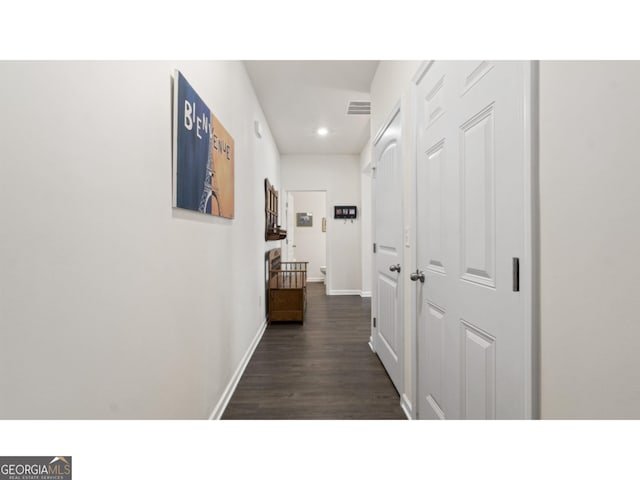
left=285, top=189, right=329, bottom=294
left=371, top=100, right=405, bottom=399
left=410, top=60, right=540, bottom=419
left=284, top=192, right=296, bottom=262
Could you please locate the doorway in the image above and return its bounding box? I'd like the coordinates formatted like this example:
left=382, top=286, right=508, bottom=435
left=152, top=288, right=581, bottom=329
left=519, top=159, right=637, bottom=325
left=285, top=190, right=328, bottom=287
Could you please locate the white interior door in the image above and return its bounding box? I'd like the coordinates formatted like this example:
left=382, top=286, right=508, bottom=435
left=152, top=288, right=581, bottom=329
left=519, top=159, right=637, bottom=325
left=285, top=192, right=295, bottom=261
left=373, top=106, right=404, bottom=394
left=415, top=61, right=533, bottom=419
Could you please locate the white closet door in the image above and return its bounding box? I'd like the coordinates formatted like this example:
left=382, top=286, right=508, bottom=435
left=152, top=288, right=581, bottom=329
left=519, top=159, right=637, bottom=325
left=415, top=61, right=533, bottom=419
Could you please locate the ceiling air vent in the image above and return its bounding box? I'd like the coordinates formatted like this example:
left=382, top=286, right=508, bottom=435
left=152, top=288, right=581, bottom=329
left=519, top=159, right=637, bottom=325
left=346, top=101, right=371, bottom=115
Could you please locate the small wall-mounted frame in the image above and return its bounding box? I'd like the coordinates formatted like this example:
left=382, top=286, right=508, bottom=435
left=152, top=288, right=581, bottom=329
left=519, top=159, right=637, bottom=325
left=334, top=205, right=357, bottom=219
left=296, top=212, right=313, bottom=227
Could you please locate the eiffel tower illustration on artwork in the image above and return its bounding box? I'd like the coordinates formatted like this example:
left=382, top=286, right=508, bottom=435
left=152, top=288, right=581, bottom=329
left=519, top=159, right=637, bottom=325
left=198, top=129, right=221, bottom=215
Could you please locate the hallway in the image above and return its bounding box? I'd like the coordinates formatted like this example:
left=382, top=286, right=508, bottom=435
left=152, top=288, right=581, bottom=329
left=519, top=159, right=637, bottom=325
left=222, top=283, right=406, bottom=420
left=2, top=10, right=639, bottom=480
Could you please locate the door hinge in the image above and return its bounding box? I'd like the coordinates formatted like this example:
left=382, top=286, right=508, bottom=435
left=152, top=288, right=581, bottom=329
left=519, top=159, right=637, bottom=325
left=373, top=317, right=377, bottom=328
left=373, top=243, right=377, bottom=253
left=512, top=257, right=520, bottom=292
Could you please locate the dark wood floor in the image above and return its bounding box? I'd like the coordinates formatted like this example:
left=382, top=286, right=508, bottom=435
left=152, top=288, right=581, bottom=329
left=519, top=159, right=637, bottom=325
left=222, top=283, right=406, bottom=420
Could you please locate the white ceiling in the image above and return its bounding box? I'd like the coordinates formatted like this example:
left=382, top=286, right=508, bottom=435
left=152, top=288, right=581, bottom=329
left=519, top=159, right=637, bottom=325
left=244, top=60, right=380, bottom=155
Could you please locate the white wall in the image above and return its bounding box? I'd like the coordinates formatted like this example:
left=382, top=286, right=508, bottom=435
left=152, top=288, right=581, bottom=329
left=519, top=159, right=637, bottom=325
left=290, top=191, right=326, bottom=281
left=370, top=60, right=422, bottom=417
left=0, top=61, right=280, bottom=419
left=281, top=155, right=361, bottom=294
left=539, top=61, right=640, bottom=419
left=370, top=61, right=423, bottom=139
left=360, top=141, right=373, bottom=297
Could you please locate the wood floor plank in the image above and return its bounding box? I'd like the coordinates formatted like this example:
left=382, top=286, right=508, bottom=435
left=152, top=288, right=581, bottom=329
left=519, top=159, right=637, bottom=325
left=222, top=283, right=406, bottom=420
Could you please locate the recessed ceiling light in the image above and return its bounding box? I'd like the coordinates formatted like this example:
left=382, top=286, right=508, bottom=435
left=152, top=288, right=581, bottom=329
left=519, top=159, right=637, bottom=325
left=317, top=127, right=329, bottom=136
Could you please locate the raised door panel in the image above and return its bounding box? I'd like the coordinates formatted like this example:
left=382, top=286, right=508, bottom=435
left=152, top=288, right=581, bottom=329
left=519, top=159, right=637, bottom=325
left=460, top=104, right=496, bottom=289
left=376, top=142, right=401, bottom=248
left=426, top=141, right=446, bottom=275
left=377, top=274, right=399, bottom=361
left=461, top=61, right=495, bottom=97
left=424, top=303, right=446, bottom=419
left=461, top=321, right=496, bottom=419
left=425, top=75, right=446, bottom=126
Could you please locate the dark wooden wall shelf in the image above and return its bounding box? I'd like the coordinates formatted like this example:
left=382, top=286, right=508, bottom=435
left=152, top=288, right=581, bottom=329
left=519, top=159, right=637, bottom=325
left=266, top=231, right=287, bottom=241
left=265, top=178, right=287, bottom=241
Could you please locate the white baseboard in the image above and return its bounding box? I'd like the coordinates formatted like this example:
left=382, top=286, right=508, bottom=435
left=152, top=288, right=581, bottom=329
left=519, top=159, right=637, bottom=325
left=368, top=337, right=375, bottom=352
left=360, top=291, right=371, bottom=298
left=401, top=394, right=414, bottom=420
left=328, top=289, right=361, bottom=296
left=307, top=277, right=324, bottom=282
left=208, top=319, right=267, bottom=420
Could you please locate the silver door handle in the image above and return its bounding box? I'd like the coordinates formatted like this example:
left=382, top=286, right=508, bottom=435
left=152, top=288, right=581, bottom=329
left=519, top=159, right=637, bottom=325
left=389, top=264, right=401, bottom=273
left=410, top=270, right=425, bottom=283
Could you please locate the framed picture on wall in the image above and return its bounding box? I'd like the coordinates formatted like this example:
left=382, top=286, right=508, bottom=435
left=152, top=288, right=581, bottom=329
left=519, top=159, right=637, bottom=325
left=172, top=70, right=235, bottom=219
left=334, top=205, right=357, bottom=219
left=296, top=212, right=313, bottom=227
